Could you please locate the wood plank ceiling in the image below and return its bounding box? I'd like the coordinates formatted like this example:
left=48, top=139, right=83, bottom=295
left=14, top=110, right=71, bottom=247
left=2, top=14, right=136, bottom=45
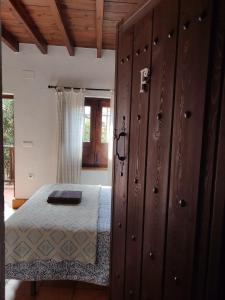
left=1, top=0, right=139, bottom=57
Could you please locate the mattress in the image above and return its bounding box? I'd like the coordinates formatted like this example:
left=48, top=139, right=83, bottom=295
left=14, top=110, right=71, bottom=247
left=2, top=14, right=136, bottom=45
left=6, top=184, right=101, bottom=265
left=5, top=185, right=111, bottom=286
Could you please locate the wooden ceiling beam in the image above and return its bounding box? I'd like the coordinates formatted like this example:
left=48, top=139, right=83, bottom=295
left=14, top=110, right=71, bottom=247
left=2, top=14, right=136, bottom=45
left=1, top=26, right=19, bottom=52
left=96, top=0, right=104, bottom=58
left=7, top=0, right=47, bottom=54
left=49, top=0, right=75, bottom=56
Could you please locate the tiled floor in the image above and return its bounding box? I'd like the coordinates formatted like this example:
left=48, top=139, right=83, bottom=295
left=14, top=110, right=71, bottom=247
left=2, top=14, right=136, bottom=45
left=5, top=280, right=109, bottom=300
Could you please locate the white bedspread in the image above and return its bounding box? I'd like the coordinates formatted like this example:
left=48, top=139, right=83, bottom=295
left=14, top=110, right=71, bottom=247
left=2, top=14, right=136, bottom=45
left=5, top=184, right=101, bottom=265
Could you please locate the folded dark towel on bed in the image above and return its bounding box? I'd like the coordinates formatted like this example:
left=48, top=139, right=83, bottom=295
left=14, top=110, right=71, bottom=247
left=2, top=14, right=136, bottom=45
left=47, top=190, right=82, bottom=204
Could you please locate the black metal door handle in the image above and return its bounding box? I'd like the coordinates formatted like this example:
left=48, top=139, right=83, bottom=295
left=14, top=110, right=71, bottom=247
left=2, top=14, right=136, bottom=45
left=116, top=131, right=126, bottom=161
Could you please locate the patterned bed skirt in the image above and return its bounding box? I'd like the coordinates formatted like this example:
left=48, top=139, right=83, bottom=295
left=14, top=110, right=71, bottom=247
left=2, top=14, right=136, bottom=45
left=6, top=233, right=110, bottom=286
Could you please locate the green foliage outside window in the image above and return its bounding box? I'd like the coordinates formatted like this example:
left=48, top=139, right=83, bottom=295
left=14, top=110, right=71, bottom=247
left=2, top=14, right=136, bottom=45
left=3, top=99, right=14, bottom=146
left=83, top=118, right=91, bottom=142
left=3, top=99, right=14, bottom=178
left=83, top=106, right=91, bottom=142
left=101, top=107, right=110, bottom=143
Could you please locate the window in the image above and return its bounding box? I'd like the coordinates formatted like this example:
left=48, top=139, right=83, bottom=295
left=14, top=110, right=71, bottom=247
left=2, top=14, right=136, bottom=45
left=101, top=106, right=111, bottom=143
left=83, top=106, right=91, bottom=142
left=2, top=94, right=15, bottom=202
left=82, top=98, right=110, bottom=168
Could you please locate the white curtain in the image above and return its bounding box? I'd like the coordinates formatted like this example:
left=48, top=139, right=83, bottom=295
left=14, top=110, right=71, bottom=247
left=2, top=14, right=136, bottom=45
left=107, top=90, right=114, bottom=185
left=57, top=89, right=85, bottom=184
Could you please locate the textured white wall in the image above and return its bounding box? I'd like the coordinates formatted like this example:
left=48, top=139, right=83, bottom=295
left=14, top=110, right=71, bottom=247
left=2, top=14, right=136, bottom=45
left=2, top=43, right=115, bottom=198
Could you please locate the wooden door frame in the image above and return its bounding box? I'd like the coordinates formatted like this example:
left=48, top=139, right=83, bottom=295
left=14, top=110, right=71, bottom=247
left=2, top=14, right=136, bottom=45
left=119, top=0, right=161, bottom=32
left=0, top=27, right=5, bottom=300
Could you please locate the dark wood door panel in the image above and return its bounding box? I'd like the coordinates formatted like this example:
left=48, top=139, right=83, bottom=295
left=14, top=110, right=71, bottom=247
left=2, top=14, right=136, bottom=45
left=125, top=13, right=153, bottom=300
left=111, top=1, right=223, bottom=300
left=193, top=0, right=225, bottom=297
left=111, top=28, right=134, bottom=300
left=205, top=74, right=225, bottom=300
left=164, top=0, right=213, bottom=299
left=82, top=143, right=95, bottom=167
left=141, top=1, right=179, bottom=299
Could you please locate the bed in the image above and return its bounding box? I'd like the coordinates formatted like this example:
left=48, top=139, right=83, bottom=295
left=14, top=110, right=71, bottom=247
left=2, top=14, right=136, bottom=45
left=5, top=184, right=111, bottom=286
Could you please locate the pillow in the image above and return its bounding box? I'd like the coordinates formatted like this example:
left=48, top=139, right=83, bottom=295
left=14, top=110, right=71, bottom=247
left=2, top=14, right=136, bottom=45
left=47, top=190, right=82, bottom=205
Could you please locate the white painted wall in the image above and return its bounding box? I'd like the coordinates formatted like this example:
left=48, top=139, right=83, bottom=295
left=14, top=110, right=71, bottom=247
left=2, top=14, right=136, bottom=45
left=2, top=43, right=115, bottom=199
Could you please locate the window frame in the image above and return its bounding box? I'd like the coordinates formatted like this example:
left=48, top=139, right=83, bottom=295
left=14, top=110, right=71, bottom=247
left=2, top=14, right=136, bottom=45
left=82, top=97, right=110, bottom=168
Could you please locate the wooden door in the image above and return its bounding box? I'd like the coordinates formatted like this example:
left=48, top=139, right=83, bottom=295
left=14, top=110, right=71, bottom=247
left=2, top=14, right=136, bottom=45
left=163, top=0, right=213, bottom=299
left=205, top=71, right=225, bottom=300
left=204, top=2, right=225, bottom=298
left=192, top=0, right=225, bottom=298
left=111, top=0, right=224, bottom=300
left=111, top=28, right=133, bottom=300
left=125, top=13, right=153, bottom=300
left=141, top=0, right=179, bottom=299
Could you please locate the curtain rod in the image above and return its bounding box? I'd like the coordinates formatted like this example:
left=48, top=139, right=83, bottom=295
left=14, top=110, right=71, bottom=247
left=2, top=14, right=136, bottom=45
left=48, top=85, right=112, bottom=92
